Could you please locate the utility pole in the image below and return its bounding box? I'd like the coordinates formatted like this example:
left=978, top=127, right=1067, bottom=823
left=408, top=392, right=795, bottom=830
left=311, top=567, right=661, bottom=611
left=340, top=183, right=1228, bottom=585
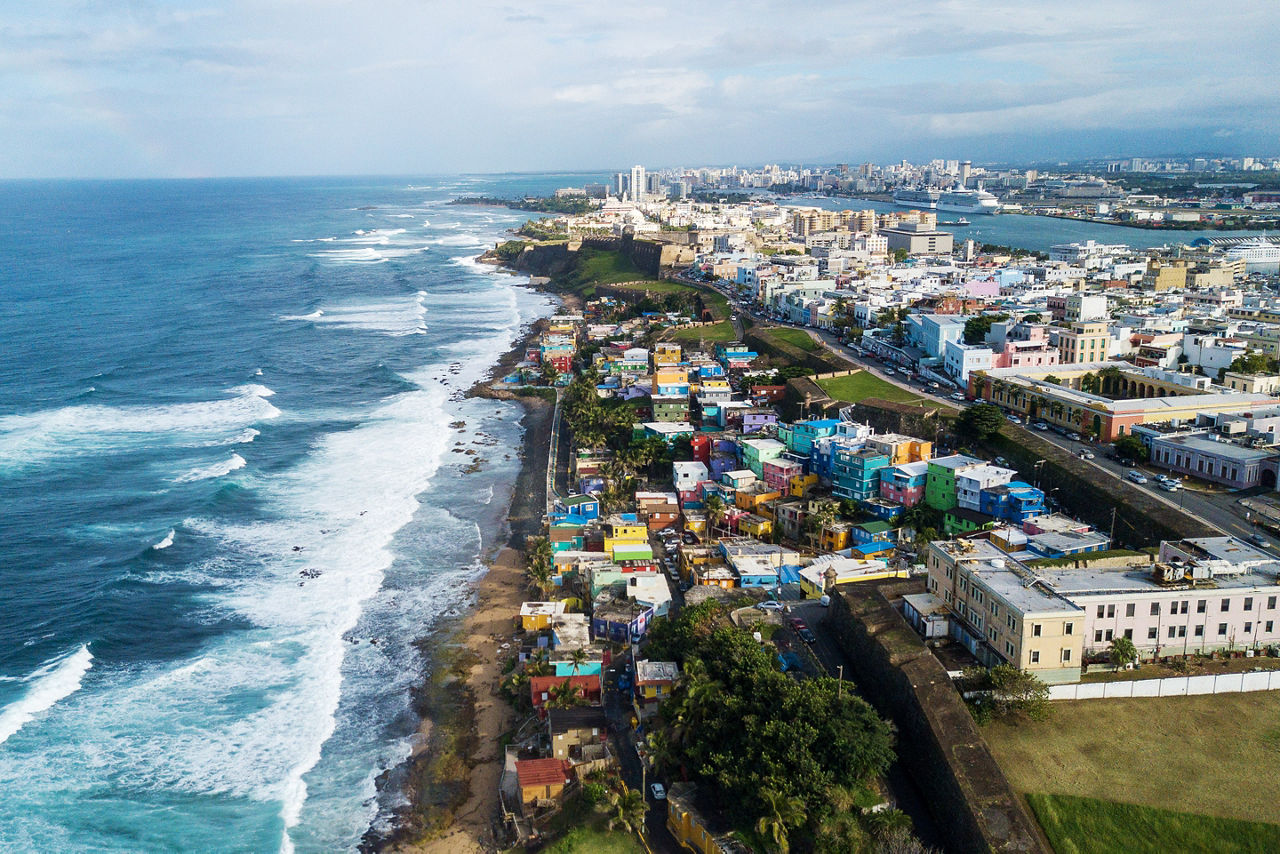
left=1110, top=507, right=1117, bottom=545
left=837, top=664, right=844, bottom=699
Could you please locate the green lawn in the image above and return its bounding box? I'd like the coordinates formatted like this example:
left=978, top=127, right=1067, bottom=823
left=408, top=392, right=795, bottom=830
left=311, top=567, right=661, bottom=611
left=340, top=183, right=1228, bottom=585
left=665, top=321, right=738, bottom=344
left=816, top=372, right=925, bottom=405
left=985, top=693, right=1280, bottom=826
left=1027, top=794, right=1280, bottom=854
left=569, top=248, right=648, bottom=287
left=541, top=827, right=646, bottom=854
left=765, top=327, right=819, bottom=352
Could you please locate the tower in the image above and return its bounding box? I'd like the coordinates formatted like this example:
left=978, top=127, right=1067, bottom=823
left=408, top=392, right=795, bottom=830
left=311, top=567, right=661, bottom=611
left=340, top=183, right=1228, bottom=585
left=630, top=165, right=646, bottom=202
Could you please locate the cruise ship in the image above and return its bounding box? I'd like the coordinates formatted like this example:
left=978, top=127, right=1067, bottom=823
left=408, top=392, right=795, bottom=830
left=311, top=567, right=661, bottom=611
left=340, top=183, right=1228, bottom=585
left=891, top=187, right=940, bottom=209
left=936, top=187, right=999, bottom=215
left=1225, top=237, right=1280, bottom=272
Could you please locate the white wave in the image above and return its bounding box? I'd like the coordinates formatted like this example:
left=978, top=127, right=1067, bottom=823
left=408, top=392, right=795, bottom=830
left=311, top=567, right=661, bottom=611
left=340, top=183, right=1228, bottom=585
left=291, top=237, right=337, bottom=243
left=279, top=293, right=427, bottom=337
left=153, top=529, right=176, bottom=550
left=424, top=233, right=486, bottom=247
left=418, top=219, right=430, bottom=228
left=308, top=248, right=387, bottom=264
left=174, top=453, right=246, bottom=484
left=0, top=646, right=93, bottom=746
left=0, top=385, right=281, bottom=471
left=386, top=214, right=414, bottom=219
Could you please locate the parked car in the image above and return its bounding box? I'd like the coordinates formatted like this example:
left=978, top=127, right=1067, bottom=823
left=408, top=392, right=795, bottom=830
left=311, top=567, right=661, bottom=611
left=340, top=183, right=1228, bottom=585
left=651, top=783, right=667, bottom=800
left=1126, top=470, right=1148, bottom=484
left=1159, top=480, right=1182, bottom=492
left=1119, top=458, right=1136, bottom=467
left=1067, top=432, right=1081, bottom=441
left=756, top=600, right=785, bottom=612
left=1250, top=533, right=1270, bottom=548
left=682, top=532, right=698, bottom=544
left=883, top=367, right=895, bottom=375
left=950, top=392, right=966, bottom=401
left=928, top=381, right=941, bottom=389
left=1078, top=450, right=1095, bottom=460
left=797, top=627, right=817, bottom=644
left=1006, top=414, right=1023, bottom=424
left=1033, top=421, right=1049, bottom=431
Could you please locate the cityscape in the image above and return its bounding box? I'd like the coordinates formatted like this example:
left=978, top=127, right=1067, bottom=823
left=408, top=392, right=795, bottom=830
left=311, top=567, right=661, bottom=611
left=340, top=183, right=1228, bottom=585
left=3, top=1, right=1280, bottom=853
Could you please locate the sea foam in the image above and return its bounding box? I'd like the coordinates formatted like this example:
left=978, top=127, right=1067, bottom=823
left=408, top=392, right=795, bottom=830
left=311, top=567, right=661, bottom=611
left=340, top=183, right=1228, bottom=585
left=0, top=646, right=93, bottom=746
left=174, top=453, right=246, bottom=484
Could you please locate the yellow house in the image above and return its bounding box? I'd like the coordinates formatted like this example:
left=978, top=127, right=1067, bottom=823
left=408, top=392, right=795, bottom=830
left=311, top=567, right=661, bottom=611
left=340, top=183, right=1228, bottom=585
left=818, top=522, right=852, bottom=553
left=789, top=473, right=818, bottom=498
left=520, top=601, right=567, bottom=631
left=653, top=342, right=682, bottom=367
left=652, top=366, right=690, bottom=395
left=602, top=516, right=648, bottom=554
left=682, top=512, right=707, bottom=536
left=738, top=513, right=773, bottom=539
left=734, top=485, right=781, bottom=515
left=692, top=563, right=736, bottom=589
left=667, top=783, right=734, bottom=854
left=867, top=434, right=932, bottom=465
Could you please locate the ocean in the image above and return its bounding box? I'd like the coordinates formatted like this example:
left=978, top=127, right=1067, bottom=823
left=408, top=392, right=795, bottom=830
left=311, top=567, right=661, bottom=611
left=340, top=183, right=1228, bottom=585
left=0, top=174, right=597, bottom=852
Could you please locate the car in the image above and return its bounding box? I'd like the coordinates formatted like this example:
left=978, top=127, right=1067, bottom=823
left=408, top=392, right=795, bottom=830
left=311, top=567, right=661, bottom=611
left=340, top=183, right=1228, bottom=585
left=730, top=315, right=738, bottom=321
left=1033, top=421, right=1049, bottom=431
left=650, top=782, right=666, bottom=800
left=1155, top=474, right=1171, bottom=484
left=928, top=381, right=941, bottom=389
left=883, top=367, right=895, bottom=375
left=1078, top=450, right=1095, bottom=460
left=1159, top=480, right=1181, bottom=492
left=1126, top=470, right=1148, bottom=484
left=797, top=628, right=817, bottom=644
left=756, top=600, right=785, bottom=611
left=682, top=532, right=698, bottom=544
left=1250, top=533, right=1270, bottom=548
left=1006, top=415, right=1022, bottom=424
left=1067, top=432, right=1081, bottom=441
left=994, top=455, right=1007, bottom=466
left=1119, top=458, right=1136, bottom=467
left=950, top=392, right=966, bottom=401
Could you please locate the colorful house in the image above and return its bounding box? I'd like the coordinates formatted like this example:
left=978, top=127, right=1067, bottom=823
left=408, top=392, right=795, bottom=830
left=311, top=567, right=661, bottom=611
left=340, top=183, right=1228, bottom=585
left=979, top=481, right=1047, bottom=524
left=778, top=419, right=842, bottom=457
left=602, top=515, right=649, bottom=553
left=942, top=506, right=998, bottom=536
left=762, top=457, right=806, bottom=492
left=866, top=433, right=932, bottom=464
left=550, top=494, right=601, bottom=525
left=739, top=437, right=786, bottom=477
left=515, top=758, right=573, bottom=812
left=924, top=454, right=986, bottom=511
left=529, top=674, right=603, bottom=713
left=520, top=601, right=568, bottom=631
left=634, top=660, right=679, bottom=707
left=879, top=460, right=929, bottom=507
left=832, top=447, right=890, bottom=501
left=852, top=521, right=894, bottom=545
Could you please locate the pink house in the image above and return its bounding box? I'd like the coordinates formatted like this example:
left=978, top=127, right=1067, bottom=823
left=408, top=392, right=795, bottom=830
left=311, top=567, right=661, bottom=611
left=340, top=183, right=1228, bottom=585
left=879, top=461, right=929, bottom=507
left=762, top=458, right=805, bottom=492
left=991, top=325, right=1059, bottom=370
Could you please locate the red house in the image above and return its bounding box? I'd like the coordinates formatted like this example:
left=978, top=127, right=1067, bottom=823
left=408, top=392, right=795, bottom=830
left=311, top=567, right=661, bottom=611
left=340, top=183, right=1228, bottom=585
left=530, top=674, right=603, bottom=715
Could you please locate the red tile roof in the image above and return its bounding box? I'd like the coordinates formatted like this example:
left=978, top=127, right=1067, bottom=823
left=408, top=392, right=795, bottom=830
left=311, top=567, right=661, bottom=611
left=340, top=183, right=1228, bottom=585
left=516, top=758, right=571, bottom=788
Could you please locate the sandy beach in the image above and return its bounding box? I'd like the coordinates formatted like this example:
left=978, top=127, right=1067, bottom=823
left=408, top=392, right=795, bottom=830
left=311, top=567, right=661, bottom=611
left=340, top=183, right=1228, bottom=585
left=370, top=290, right=560, bottom=853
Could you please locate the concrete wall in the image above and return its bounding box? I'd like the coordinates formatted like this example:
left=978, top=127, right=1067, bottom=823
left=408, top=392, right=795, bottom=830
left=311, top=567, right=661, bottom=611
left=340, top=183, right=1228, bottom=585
left=824, top=586, right=1047, bottom=854
left=1049, top=669, right=1280, bottom=700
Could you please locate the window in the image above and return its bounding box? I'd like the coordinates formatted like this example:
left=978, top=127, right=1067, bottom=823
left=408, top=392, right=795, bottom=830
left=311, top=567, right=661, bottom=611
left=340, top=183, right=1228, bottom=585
left=1197, top=599, right=1207, bottom=614
left=1194, top=625, right=1204, bottom=637
left=1105, top=629, right=1114, bottom=641
left=1107, top=604, right=1116, bottom=618
left=1245, top=622, right=1253, bottom=634
left=1064, top=622, right=1074, bottom=635
left=1245, top=597, right=1254, bottom=611
left=1097, top=605, right=1105, bottom=619
left=1168, top=626, right=1177, bottom=639
left=1032, top=623, right=1042, bottom=637
left=1095, top=630, right=1104, bottom=643
left=1126, top=603, right=1136, bottom=618
left=1007, top=614, right=1016, bottom=630
left=1005, top=641, right=1014, bottom=657
left=1269, top=596, right=1277, bottom=610
left=1222, top=599, right=1231, bottom=612
left=1267, top=622, right=1274, bottom=633
left=1177, top=626, right=1186, bottom=638
left=1030, top=650, right=1040, bottom=664
left=1150, top=602, right=1160, bottom=616
left=1124, top=629, right=1133, bottom=640
left=1148, top=627, right=1158, bottom=640
left=1061, top=649, right=1072, bottom=663
left=1218, top=623, right=1229, bottom=636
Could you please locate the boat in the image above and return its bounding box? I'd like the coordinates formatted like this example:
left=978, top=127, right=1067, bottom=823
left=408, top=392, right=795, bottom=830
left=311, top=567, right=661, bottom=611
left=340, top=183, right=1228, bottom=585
left=891, top=187, right=940, bottom=209
left=937, top=217, right=971, bottom=226
left=1224, top=237, right=1280, bottom=267
left=936, top=187, right=999, bottom=215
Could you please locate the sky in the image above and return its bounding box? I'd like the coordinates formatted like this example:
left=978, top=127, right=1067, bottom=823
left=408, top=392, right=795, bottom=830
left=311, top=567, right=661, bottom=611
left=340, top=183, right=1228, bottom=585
left=2, top=0, right=1279, bottom=178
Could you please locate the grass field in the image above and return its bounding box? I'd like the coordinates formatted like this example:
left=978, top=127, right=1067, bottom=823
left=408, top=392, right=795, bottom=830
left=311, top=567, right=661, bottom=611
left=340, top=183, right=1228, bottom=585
left=764, top=327, right=819, bottom=352
left=816, top=372, right=926, bottom=405
left=985, top=692, right=1280, bottom=828
left=541, top=827, right=646, bottom=854
left=569, top=248, right=648, bottom=287
left=665, top=321, right=738, bottom=344
left=1027, top=793, right=1280, bottom=854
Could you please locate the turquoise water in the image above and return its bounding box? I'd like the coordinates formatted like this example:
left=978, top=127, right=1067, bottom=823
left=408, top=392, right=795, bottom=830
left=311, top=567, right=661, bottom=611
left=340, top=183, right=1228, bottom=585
left=0, top=175, right=590, bottom=852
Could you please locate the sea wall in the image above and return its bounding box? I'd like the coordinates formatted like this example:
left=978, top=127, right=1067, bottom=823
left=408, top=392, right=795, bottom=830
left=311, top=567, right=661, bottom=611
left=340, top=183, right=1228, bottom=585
left=823, top=586, right=1047, bottom=854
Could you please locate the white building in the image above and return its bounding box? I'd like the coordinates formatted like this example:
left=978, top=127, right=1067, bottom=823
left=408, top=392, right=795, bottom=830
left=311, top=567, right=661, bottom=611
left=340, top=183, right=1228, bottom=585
left=955, top=464, right=1016, bottom=512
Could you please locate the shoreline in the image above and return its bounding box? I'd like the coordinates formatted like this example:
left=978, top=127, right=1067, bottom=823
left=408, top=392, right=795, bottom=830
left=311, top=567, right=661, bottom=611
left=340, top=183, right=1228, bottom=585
left=364, top=273, right=565, bottom=853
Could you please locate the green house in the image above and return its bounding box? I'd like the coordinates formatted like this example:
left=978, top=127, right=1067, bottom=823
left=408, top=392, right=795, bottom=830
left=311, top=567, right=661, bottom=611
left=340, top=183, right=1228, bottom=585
left=924, top=454, right=985, bottom=511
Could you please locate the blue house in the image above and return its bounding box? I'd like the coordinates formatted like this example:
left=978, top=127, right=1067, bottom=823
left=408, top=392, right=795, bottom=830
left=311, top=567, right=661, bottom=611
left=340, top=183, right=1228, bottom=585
left=851, top=521, right=894, bottom=544
left=549, top=494, right=602, bottom=526
left=978, top=481, right=1046, bottom=524
left=852, top=541, right=895, bottom=560
left=778, top=419, right=842, bottom=457
left=810, top=435, right=869, bottom=482
left=832, top=448, right=890, bottom=501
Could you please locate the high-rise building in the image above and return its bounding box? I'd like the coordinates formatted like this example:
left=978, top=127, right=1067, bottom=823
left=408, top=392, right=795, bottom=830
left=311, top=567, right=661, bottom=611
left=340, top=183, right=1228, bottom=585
left=958, top=161, right=972, bottom=187
left=630, top=165, right=646, bottom=202
left=615, top=172, right=628, bottom=197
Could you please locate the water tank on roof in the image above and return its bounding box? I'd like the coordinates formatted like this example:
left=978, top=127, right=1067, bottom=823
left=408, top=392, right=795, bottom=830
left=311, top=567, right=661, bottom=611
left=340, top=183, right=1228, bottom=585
left=989, top=558, right=1005, bottom=569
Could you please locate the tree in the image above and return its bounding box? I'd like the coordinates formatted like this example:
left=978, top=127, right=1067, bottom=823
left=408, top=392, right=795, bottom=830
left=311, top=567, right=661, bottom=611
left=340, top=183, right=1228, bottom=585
left=539, top=360, right=560, bottom=386
left=704, top=493, right=728, bottom=538
left=607, top=787, right=648, bottom=842
left=805, top=499, right=839, bottom=553
left=1113, top=434, right=1148, bottom=463
left=956, top=403, right=1005, bottom=440
left=567, top=646, right=589, bottom=676
left=891, top=248, right=910, bottom=263
left=755, top=788, right=806, bottom=854
left=962, top=312, right=1008, bottom=345
left=1109, top=635, right=1138, bottom=668
left=973, top=664, right=1051, bottom=722
left=1042, top=374, right=1062, bottom=386
left=1229, top=351, right=1278, bottom=376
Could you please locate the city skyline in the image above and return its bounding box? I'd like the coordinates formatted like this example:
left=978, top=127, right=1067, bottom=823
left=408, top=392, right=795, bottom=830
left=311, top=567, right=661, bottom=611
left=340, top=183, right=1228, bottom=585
left=3, top=0, right=1279, bottom=179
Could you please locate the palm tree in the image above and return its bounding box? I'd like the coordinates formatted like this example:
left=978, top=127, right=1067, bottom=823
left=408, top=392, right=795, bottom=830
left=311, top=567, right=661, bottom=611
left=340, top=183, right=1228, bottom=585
left=755, top=788, right=806, bottom=854
left=607, top=787, right=649, bottom=843
left=567, top=646, right=589, bottom=676
left=548, top=678, right=584, bottom=709
left=704, top=494, right=727, bottom=538
left=527, top=561, right=555, bottom=599
left=805, top=499, right=838, bottom=554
